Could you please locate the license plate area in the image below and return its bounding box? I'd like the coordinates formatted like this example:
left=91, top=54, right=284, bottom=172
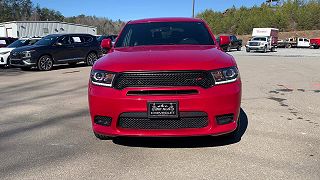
left=147, top=101, right=179, bottom=118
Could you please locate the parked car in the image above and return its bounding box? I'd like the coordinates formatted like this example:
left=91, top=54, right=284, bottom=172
left=89, top=17, right=241, bottom=140
left=0, top=37, right=41, bottom=67
left=10, top=34, right=102, bottom=71
left=310, top=38, right=320, bottom=49
left=246, top=28, right=278, bottom=52
left=278, top=37, right=310, bottom=48
left=0, top=37, right=18, bottom=48
left=216, top=35, right=242, bottom=52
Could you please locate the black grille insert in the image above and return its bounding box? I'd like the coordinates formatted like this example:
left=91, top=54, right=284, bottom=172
left=118, top=112, right=208, bottom=129
left=113, top=71, right=214, bottom=90
left=127, top=89, right=198, bottom=96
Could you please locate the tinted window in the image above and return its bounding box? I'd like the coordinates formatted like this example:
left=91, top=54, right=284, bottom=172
left=115, top=22, right=214, bottom=47
left=83, top=36, right=93, bottom=43
left=252, top=37, right=266, bottom=41
left=7, top=39, right=28, bottom=48
left=57, top=36, right=71, bottom=45
left=35, top=35, right=60, bottom=46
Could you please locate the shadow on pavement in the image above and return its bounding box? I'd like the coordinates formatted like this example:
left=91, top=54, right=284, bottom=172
left=113, top=108, right=248, bottom=148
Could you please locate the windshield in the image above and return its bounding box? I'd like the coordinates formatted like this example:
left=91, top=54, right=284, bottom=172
left=115, top=22, right=215, bottom=47
left=252, top=37, right=267, bottom=41
left=34, top=35, right=60, bottom=46
left=7, top=39, right=38, bottom=48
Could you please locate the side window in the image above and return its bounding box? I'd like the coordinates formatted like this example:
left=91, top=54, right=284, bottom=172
left=82, top=36, right=93, bottom=43
left=304, top=39, right=309, bottom=42
left=298, top=38, right=303, bottom=41
left=71, top=36, right=83, bottom=44
left=57, top=36, right=71, bottom=45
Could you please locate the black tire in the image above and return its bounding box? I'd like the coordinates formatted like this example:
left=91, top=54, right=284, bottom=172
left=286, top=44, right=292, bottom=48
left=226, top=45, right=231, bottom=52
left=263, top=46, right=267, bottom=53
left=86, top=52, right=98, bottom=66
left=271, top=47, right=275, bottom=52
left=246, top=48, right=250, bottom=52
left=20, top=67, right=31, bottom=71
left=94, top=132, right=112, bottom=140
left=237, top=46, right=241, bottom=51
left=37, top=55, right=53, bottom=71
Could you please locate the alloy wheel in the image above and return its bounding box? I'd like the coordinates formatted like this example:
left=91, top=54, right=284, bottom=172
left=86, top=52, right=98, bottom=66
left=38, top=55, right=53, bottom=71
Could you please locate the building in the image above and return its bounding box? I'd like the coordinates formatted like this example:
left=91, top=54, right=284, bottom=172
left=0, top=21, right=97, bottom=38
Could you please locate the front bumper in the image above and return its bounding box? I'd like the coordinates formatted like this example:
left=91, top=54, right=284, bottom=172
left=246, top=45, right=265, bottom=50
left=0, top=54, right=10, bottom=65
left=88, top=80, right=242, bottom=137
left=10, top=58, right=36, bottom=67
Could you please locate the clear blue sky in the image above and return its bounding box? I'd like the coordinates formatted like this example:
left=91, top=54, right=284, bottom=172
left=32, top=0, right=267, bottom=21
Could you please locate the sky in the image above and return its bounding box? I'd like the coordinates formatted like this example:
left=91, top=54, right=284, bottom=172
left=32, top=0, right=267, bottom=21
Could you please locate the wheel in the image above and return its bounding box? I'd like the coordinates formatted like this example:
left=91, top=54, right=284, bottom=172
left=86, top=52, right=98, bottom=66
left=271, top=47, right=275, bottom=52
left=37, top=55, right=53, bottom=71
left=246, top=48, right=250, bottom=52
left=20, top=67, right=31, bottom=71
left=237, top=46, right=241, bottom=51
left=263, top=46, right=267, bottom=53
left=226, top=45, right=231, bottom=52
left=94, top=132, right=112, bottom=140
left=286, top=44, right=292, bottom=48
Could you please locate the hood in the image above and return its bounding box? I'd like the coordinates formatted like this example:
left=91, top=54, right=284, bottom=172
left=94, top=45, right=235, bottom=72
left=0, top=48, right=14, bottom=53
left=11, top=45, right=43, bottom=53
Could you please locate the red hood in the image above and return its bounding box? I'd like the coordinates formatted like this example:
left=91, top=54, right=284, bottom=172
left=94, top=45, right=235, bottom=72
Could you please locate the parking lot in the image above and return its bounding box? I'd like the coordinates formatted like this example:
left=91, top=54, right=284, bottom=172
left=0, top=49, right=319, bottom=179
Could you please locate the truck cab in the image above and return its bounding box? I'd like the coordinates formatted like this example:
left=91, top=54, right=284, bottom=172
left=246, top=36, right=275, bottom=53
left=246, top=28, right=278, bottom=53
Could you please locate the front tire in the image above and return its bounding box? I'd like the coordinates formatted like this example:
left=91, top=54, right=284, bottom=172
left=246, top=48, right=250, bottom=52
left=226, top=45, right=231, bottom=52
left=37, top=55, right=53, bottom=71
left=263, top=46, right=267, bottom=53
left=237, top=46, right=241, bottom=51
left=86, top=52, right=98, bottom=66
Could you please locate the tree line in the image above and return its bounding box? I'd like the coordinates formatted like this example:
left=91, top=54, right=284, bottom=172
left=0, top=0, right=124, bottom=35
left=197, top=0, right=320, bottom=35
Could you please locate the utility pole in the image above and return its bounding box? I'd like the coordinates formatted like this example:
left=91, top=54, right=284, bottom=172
left=192, top=0, right=195, bottom=18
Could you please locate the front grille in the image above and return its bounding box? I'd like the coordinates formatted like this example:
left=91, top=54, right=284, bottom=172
left=126, top=89, right=198, bottom=96
left=118, top=112, right=208, bottom=129
left=10, top=59, right=23, bottom=65
left=10, top=52, right=22, bottom=59
left=113, top=71, right=215, bottom=90
left=249, top=42, right=259, bottom=46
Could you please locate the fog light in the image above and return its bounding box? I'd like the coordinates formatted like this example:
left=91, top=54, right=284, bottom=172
left=216, top=114, right=234, bottom=125
left=94, top=116, right=112, bottom=126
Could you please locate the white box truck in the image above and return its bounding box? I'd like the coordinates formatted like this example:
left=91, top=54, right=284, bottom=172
left=246, top=28, right=279, bottom=53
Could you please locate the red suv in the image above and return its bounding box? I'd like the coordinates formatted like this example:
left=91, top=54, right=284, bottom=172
left=89, top=18, right=242, bottom=139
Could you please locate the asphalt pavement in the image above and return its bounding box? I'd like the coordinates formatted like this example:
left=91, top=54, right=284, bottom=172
left=0, top=48, right=319, bottom=180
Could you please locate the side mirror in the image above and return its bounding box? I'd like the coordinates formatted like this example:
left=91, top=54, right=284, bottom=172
left=101, top=38, right=112, bottom=50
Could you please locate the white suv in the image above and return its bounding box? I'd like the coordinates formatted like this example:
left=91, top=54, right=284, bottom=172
left=0, top=37, right=41, bottom=67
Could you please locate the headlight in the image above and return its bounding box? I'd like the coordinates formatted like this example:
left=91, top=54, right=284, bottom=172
left=90, top=70, right=115, bottom=87
left=0, top=51, right=10, bottom=55
left=22, top=50, right=34, bottom=58
left=211, top=66, right=239, bottom=85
